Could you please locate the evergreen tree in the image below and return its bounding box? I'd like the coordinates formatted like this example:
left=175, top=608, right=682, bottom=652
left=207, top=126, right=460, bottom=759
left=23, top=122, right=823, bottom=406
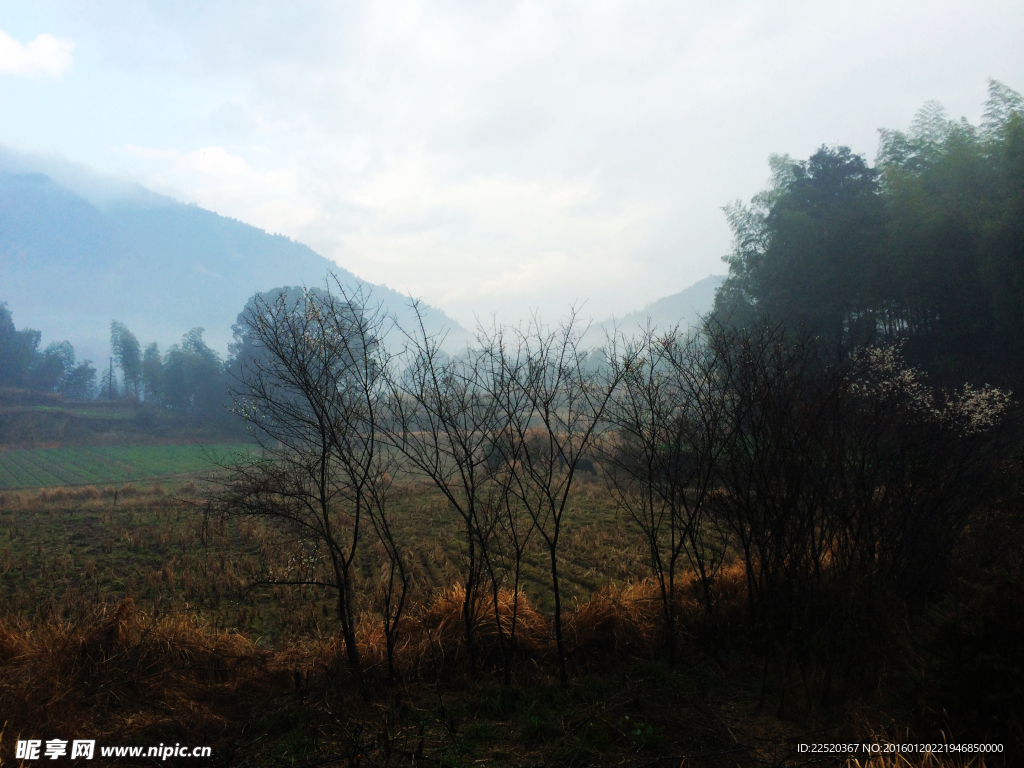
left=0, top=303, right=41, bottom=388
left=28, top=341, right=75, bottom=393
left=63, top=359, right=97, bottom=400
left=163, top=328, right=226, bottom=418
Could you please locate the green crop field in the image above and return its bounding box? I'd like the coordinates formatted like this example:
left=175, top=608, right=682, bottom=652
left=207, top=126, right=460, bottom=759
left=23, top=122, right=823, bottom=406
left=0, top=444, right=251, bottom=490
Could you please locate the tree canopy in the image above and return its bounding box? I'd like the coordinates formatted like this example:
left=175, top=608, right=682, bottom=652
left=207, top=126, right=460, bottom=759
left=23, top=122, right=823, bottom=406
left=714, top=79, right=1024, bottom=386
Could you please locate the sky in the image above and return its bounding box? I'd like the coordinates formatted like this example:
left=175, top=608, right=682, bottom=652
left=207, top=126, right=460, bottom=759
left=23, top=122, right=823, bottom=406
left=1, top=1, right=1022, bottom=328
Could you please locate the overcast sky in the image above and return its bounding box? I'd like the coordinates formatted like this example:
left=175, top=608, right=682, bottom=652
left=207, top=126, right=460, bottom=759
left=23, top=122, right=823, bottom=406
left=1, top=1, right=1022, bottom=327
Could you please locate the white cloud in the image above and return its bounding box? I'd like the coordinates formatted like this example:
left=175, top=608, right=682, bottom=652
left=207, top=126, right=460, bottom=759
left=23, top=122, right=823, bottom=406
left=125, top=144, right=320, bottom=233
left=0, top=28, right=73, bottom=78
left=26, top=0, right=1024, bottom=324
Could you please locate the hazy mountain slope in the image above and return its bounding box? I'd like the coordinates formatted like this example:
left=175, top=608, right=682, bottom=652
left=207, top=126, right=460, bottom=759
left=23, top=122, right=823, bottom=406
left=612, top=273, right=725, bottom=330
left=581, top=274, right=725, bottom=347
left=0, top=169, right=471, bottom=365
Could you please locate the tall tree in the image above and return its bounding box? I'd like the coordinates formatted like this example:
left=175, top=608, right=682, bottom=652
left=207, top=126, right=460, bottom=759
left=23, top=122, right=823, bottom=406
left=27, top=341, right=75, bottom=393
left=0, top=303, right=41, bottom=388
left=386, top=304, right=506, bottom=680
left=163, top=328, right=225, bottom=418
left=875, top=79, right=1023, bottom=382
left=218, top=282, right=393, bottom=699
left=715, top=79, right=1024, bottom=386
left=603, top=323, right=733, bottom=663
left=491, top=311, right=625, bottom=685
left=717, top=146, right=886, bottom=348
left=141, top=342, right=163, bottom=404
left=110, top=321, right=143, bottom=400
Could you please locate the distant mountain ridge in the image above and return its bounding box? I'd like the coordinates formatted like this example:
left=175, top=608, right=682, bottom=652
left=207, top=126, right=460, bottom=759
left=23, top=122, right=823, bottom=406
left=581, top=274, right=725, bottom=347
left=0, top=160, right=473, bottom=365
left=1, top=149, right=724, bottom=366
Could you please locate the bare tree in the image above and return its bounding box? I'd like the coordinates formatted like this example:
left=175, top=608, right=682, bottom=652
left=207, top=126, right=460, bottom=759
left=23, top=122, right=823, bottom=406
left=493, top=311, right=625, bottom=685
left=365, top=464, right=410, bottom=684
left=603, top=323, right=733, bottom=664
left=477, top=324, right=541, bottom=686
left=215, top=279, right=393, bottom=699
left=385, top=304, right=505, bottom=678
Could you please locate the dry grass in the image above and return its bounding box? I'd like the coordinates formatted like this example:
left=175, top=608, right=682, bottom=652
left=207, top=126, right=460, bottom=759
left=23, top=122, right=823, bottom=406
left=843, top=758, right=996, bottom=767
left=0, top=599, right=276, bottom=744
left=0, top=572, right=1011, bottom=766
left=0, top=576, right=729, bottom=735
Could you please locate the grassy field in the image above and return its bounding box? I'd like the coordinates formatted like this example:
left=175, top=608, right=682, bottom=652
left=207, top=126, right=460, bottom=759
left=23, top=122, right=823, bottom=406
left=0, top=443, right=251, bottom=490
left=0, top=477, right=1016, bottom=766
left=0, top=476, right=648, bottom=636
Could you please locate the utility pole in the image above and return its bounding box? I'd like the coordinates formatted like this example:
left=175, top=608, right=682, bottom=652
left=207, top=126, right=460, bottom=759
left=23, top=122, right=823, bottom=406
left=108, top=357, right=113, bottom=401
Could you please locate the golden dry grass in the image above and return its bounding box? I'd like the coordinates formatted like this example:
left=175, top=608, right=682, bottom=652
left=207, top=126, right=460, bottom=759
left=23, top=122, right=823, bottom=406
left=0, top=576, right=722, bottom=736
left=0, top=573, right=1009, bottom=767
left=0, top=599, right=275, bottom=743
left=842, top=754, right=996, bottom=767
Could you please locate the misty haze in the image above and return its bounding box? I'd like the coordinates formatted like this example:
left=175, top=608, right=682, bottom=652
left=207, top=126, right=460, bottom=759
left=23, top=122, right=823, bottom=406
left=1, top=3, right=1022, bottom=766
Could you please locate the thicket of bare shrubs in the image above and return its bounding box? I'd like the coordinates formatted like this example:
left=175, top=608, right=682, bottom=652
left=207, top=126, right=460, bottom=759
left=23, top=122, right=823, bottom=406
left=202, top=280, right=1020, bottom=739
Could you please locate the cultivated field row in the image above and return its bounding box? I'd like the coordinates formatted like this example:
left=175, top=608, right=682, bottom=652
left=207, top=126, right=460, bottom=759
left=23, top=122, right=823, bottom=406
left=0, top=443, right=249, bottom=490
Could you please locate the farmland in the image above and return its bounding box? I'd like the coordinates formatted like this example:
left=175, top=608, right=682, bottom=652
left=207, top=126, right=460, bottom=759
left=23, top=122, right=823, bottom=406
left=0, top=476, right=648, bottom=635
left=0, top=443, right=250, bottom=490
left=1, top=476, right=1019, bottom=767
left=0, top=380, right=1019, bottom=765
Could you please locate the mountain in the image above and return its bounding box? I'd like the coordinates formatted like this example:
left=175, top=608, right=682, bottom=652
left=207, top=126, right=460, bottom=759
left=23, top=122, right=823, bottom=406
left=0, top=161, right=472, bottom=366
left=581, top=274, right=725, bottom=347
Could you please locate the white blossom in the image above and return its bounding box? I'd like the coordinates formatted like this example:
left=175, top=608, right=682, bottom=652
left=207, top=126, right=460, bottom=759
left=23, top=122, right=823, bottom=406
left=848, top=344, right=1011, bottom=435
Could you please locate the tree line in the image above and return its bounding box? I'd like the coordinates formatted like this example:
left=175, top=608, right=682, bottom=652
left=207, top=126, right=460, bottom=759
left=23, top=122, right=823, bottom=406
left=211, top=278, right=1013, bottom=710
left=105, top=320, right=227, bottom=420
left=0, top=303, right=97, bottom=399
left=0, top=303, right=249, bottom=424
left=0, top=302, right=228, bottom=417
left=0, top=289, right=382, bottom=422
left=714, top=79, right=1024, bottom=387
